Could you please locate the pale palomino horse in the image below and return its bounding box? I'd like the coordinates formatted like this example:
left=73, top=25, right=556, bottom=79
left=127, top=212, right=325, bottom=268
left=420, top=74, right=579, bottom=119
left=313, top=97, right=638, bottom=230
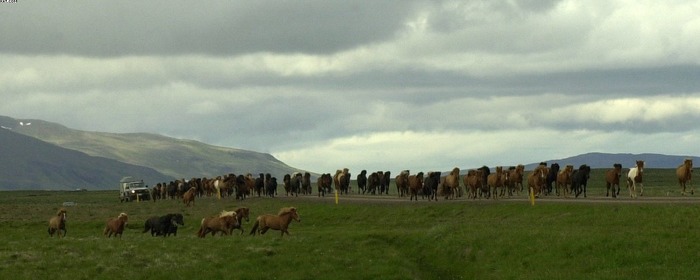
left=677, top=158, right=693, bottom=195
left=626, top=160, right=644, bottom=198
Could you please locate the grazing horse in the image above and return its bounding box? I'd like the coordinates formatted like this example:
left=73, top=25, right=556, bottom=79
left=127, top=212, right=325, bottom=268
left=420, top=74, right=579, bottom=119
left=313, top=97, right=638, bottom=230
left=677, top=158, right=693, bottom=195
left=487, top=166, right=504, bottom=199
left=556, top=165, right=574, bottom=197
left=48, top=208, right=67, bottom=238
left=182, top=187, right=196, bottom=207
left=627, top=160, right=645, bottom=198
left=546, top=163, right=560, bottom=196
left=443, top=167, right=461, bottom=199
left=605, top=163, right=623, bottom=198
left=527, top=165, right=547, bottom=198
left=104, top=213, right=128, bottom=238
left=395, top=170, right=410, bottom=198
left=197, top=211, right=239, bottom=238
left=408, top=172, right=425, bottom=201
left=143, top=213, right=185, bottom=237
left=250, top=207, right=301, bottom=237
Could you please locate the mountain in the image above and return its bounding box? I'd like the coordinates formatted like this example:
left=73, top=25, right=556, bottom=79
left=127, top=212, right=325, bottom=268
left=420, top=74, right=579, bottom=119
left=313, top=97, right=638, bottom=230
left=525, top=152, right=699, bottom=170
left=0, top=127, right=172, bottom=190
left=0, top=116, right=304, bottom=180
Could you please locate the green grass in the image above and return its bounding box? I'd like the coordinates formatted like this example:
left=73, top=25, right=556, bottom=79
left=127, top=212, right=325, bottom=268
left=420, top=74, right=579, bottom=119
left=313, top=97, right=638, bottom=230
left=1, top=168, right=699, bottom=279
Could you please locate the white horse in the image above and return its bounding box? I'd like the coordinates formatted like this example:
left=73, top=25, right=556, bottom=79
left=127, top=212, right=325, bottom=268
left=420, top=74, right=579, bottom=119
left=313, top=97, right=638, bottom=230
left=627, top=160, right=645, bottom=198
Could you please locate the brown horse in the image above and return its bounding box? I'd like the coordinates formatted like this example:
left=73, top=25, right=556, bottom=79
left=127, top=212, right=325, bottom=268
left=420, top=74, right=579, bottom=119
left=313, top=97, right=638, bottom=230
left=443, top=167, right=461, bottom=199
left=528, top=165, right=547, bottom=198
left=48, top=208, right=67, bottom=238
left=197, top=210, right=239, bottom=237
left=677, top=158, right=693, bottom=195
left=605, top=163, right=623, bottom=198
left=395, top=170, right=410, bottom=198
left=487, top=166, right=504, bottom=200
left=408, top=172, right=425, bottom=201
left=317, top=173, right=332, bottom=197
left=104, top=213, right=128, bottom=238
left=182, top=187, right=196, bottom=207
left=507, top=165, right=524, bottom=196
left=231, top=207, right=251, bottom=234
left=556, top=165, right=574, bottom=197
left=249, top=207, right=300, bottom=236
left=464, top=169, right=483, bottom=199
left=627, top=160, right=644, bottom=198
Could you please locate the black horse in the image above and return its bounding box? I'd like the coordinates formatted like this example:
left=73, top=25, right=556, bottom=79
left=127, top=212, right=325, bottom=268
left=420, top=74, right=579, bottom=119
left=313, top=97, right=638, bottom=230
left=143, top=213, right=185, bottom=237
left=546, top=163, right=560, bottom=195
left=423, top=171, right=442, bottom=201
left=572, top=164, right=591, bottom=198
left=357, top=170, right=368, bottom=194
left=254, top=173, right=265, bottom=197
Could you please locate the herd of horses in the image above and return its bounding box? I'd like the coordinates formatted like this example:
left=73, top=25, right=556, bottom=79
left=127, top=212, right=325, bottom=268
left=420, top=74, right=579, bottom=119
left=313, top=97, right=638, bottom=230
left=47, top=206, right=300, bottom=238
left=139, top=159, right=693, bottom=205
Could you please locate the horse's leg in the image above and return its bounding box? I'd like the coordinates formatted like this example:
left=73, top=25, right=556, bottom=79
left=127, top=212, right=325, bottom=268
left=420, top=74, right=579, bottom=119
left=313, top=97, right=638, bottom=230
left=639, top=183, right=644, bottom=197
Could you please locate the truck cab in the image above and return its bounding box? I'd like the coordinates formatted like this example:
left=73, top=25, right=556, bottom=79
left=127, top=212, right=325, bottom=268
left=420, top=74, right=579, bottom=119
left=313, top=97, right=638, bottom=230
left=119, top=176, right=151, bottom=202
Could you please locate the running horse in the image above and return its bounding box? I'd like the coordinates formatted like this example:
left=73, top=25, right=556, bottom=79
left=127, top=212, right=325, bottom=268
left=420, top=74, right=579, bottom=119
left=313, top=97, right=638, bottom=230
left=677, top=158, right=693, bottom=195
left=48, top=208, right=67, bottom=238
left=249, top=207, right=301, bottom=237
left=605, top=163, right=623, bottom=198
left=626, top=160, right=644, bottom=198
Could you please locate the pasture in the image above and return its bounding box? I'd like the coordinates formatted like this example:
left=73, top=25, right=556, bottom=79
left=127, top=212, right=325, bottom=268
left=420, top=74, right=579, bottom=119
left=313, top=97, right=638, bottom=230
left=1, top=168, right=700, bottom=279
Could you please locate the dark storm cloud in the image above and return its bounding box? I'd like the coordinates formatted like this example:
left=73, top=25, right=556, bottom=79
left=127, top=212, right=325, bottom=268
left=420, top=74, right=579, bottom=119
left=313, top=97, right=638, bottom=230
left=1, top=1, right=417, bottom=57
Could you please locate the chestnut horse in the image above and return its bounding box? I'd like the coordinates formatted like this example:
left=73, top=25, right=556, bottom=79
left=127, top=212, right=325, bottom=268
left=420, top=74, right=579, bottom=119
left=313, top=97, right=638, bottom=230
left=443, top=167, right=461, bottom=199
left=556, top=165, right=573, bottom=197
left=507, top=165, right=524, bottom=196
left=182, top=187, right=196, bottom=207
left=677, top=158, right=693, bottom=195
left=487, top=166, right=504, bottom=200
left=197, top=210, right=239, bottom=237
left=104, top=213, right=128, bottom=238
left=464, top=169, right=483, bottom=199
left=395, top=170, right=409, bottom=198
left=605, top=163, right=623, bottom=198
left=249, top=207, right=301, bottom=236
left=48, top=208, right=67, bottom=238
left=407, top=172, right=425, bottom=201
left=527, top=164, right=547, bottom=198
left=627, top=160, right=644, bottom=198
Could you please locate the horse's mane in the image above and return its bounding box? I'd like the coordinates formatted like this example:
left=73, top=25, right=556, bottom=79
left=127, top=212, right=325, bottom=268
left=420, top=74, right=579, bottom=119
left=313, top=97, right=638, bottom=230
left=219, top=210, right=237, bottom=218
left=56, top=208, right=67, bottom=216
left=278, top=207, right=296, bottom=216
left=118, top=213, right=128, bottom=219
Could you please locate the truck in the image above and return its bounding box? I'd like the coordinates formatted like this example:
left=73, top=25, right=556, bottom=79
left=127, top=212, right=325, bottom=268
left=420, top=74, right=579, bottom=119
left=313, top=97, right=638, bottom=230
left=119, top=176, right=151, bottom=202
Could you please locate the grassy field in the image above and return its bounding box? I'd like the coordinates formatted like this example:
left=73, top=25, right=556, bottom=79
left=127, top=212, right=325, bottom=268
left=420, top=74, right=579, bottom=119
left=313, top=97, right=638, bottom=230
left=1, top=168, right=699, bottom=279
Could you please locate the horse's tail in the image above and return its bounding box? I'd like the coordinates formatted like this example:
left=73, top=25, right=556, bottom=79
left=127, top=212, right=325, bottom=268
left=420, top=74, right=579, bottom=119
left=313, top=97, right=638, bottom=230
left=249, top=220, right=260, bottom=235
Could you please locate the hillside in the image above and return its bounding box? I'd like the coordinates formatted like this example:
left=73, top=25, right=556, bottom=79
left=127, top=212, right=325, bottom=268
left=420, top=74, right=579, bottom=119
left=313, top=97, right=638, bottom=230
left=0, top=116, right=303, bottom=180
left=0, top=128, right=172, bottom=190
left=525, top=152, right=700, bottom=170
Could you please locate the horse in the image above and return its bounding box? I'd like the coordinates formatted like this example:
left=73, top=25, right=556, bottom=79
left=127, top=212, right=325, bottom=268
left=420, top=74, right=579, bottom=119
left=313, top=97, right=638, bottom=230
left=357, top=170, right=368, bottom=194
left=677, top=158, right=693, bottom=195
left=556, top=165, right=573, bottom=197
left=143, top=213, right=185, bottom=237
left=182, top=187, right=196, bottom=207
left=527, top=164, right=547, bottom=198
left=254, top=173, right=265, bottom=197
left=104, top=213, right=128, bottom=238
left=443, top=167, right=461, bottom=200
left=507, top=165, right=524, bottom=196
left=366, top=172, right=381, bottom=195
left=316, top=173, right=332, bottom=197
left=423, top=171, right=441, bottom=201
left=230, top=207, right=251, bottom=234
left=266, top=175, right=278, bottom=198
left=605, top=163, right=623, bottom=198
left=395, top=170, right=410, bottom=198
left=197, top=210, right=239, bottom=238
left=48, top=208, right=67, bottom=238
left=333, top=168, right=351, bottom=195
left=546, top=163, right=560, bottom=196
left=627, top=160, right=644, bottom=198
left=572, top=164, right=591, bottom=198
left=249, top=207, right=301, bottom=237
left=408, top=172, right=425, bottom=201
left=464, top=169, right=483, bottom=199
left=380, top=171, right=391, bottom=195
left=487, top=166, right=504, bottom=200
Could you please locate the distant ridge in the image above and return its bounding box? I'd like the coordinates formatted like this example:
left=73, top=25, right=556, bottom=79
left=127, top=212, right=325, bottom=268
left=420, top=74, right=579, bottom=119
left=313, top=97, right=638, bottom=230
left=0, top=128, right=172, bottom=190
left=525, top=152, right=700, bottom=170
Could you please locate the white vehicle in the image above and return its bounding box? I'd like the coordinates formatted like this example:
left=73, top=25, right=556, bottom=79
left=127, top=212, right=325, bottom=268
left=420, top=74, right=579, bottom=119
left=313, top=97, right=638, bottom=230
left=119, top=176, right=150, bottom=202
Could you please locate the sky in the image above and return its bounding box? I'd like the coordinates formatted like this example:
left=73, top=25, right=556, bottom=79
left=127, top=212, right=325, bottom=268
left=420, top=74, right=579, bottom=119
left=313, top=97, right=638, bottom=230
left=2, top=1, right=700, bottom=175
